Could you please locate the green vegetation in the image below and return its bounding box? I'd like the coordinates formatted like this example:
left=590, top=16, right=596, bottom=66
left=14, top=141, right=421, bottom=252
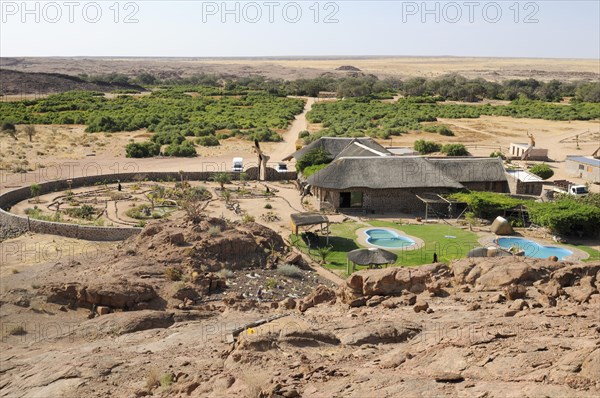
left=277, top=264, right=303, bottom=279
left=195, top=135, right=220, bottom=146
left=529, top=163, right=554, bottom=180
left=125, top=141, right=160, bottom=158
left=451, top=191, right=600, bottom=237
left=163, top=140, right=196, bottom=157
left=30, top=183, right=41, bottom=201
left=302, top=163, right=329, bottom=177
left=441, top=143, right=469, bottom=156
left=296, top=148, right=333, bottom=173
left=64, top=204, right=97, bottom=220
left=1, top=121, right=17, bottom=139
left=414, top=140, right=441, bottom=154
left=292, top=221, right=480, bottom=271
left=306, top=97, right=600, bottom=139
left=422, top=124, right=454, bottom=136
left=211, top=172, right=231, bottom=189
left=164, top=267, right=183, bottom=281
left=489, top=151, right=506, bottom=160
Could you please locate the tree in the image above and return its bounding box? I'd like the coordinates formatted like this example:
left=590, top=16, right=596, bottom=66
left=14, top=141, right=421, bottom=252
left=1, top=122, right=17, bottom=140
left=296, top=148, right=333, bottom=173
left=30, top=183, right=41, bottom=202
left=125, top=141, right=160, bottom=158
left=23, top=125, right=36, bottom=142
left=413, top=140, right=442, bottom=155
left=441, top=143, right=469, bottom=156
left=211, top=172, right=231, bottom=190
left=529, top=164, right=554, bottom=180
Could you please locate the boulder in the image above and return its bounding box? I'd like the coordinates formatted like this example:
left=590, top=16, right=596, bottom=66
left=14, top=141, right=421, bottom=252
left=298, top=285, right=336, bottom=312
left=490, top=216, right=514, bottom=235
left=168, top=232, right=185, bottom=245
left=413, top=300, right=429, bottom=313
left=96, top=306, right=110, bottom=315
left=279, top=297, right=297, bottom=310
left=80, top=310, right=174, bottom=335
left=476, top=263, right=533, bottom=290
left=504, top=284, right=527, bottom=300
left=338, top=322, right=421, bottom=346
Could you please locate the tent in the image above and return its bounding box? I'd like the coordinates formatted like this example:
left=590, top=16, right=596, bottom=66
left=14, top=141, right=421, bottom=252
left=346, top=248, right=398, bottom=274
left=290, top=213, right=330, bottom=245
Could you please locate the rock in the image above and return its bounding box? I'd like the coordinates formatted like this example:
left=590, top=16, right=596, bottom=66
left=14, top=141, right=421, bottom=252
left=298, top=285, right=335, bottom=312
left=338, top=322, right=421, bottom=346
left=551, top=263, right=600, bottom=287
left=548, top=255, right=558, bottom=262
left=488, top=293, right=505, bottom=303
left=270, top=302, right=279, bottom=309
left=279, top=298, right=296, bottom=310
left=168, top=232, right=185, bottom=245
left=14, top=296, right=30, bottom=308
left=476, top=263, right=533, bottom=290
left=140, top=224, right=162, bottom=237
left=505, top=284, right=527, bottom=300
left=284, top=252, right=303, bottom=265
left=366, top=295, right=385, bottom=307
left=509, top=299, right=529, bottom=311
left=413, top=300, right=429, bottom=313
left=434, top=372, right=464, bottom=383
left=504, top=310, right=519, bottom=317
left=377, top=348, right=414, bottom=369
left=465, top=303, right=481, bottom=311
left=42, top=281, right=158, bottom=309
left=490, top=216, right=514, bottom=235
left=96, top=306, right=110, bottom=315
left=80, top=310, right=174, bottom=335
left=171, top=285, right=199, bottom=301
left=280, top=330, right=340, bottom=346
left=580, top=349, right=600, bottom=381
left=564, top=284, right=595, bottom=303
left=536, top=295, right=556, bottom=307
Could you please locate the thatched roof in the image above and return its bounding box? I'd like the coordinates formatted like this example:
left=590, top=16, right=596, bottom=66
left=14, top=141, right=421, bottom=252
left=426, top=157, right=507, bottom=183
left=283, top=137, right=391, bottom=161
left=290, top=213, right=329, bottom=227
left=307, top=156, right=464, bottom=190
left=347, top=248, right=397, bottom=265
left=308, top=156, right=507, bottom=190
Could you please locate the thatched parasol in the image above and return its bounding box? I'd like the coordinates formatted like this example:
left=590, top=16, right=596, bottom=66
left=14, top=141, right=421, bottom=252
left=346, top=248, right=397, bottom=273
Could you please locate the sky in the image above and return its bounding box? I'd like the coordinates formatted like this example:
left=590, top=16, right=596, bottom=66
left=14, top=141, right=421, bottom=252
left=0, top=0, right=599, bottom=58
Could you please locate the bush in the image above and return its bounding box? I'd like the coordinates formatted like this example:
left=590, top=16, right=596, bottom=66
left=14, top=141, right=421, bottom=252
left=489, top=151, right=506, bottom=160
left=296, top=148, right=333, bottom=172
left=208, top=225, right=222, bottom=236
left=164, top=267, right=183, bottom=281
left=125, top=141, right=160, bottom=158
left=195, top=135, right=220, bottom=146
left=423, top=125, right=454, bottom=136
left=302, top=163, right=329, bottom=177
left=298, top=130, right=310, bottom=138
left=242, top=214, right=255, bottom=223
left=65, top=204, right=97, bottom=220
left=277, top=264, right=303, bottom=279
left=441, top=143, right=469, bottom=156
left=413, top=139, right=442, bottom=155
left=164, top=140, right=196, bottom=157
left=264, top=203, right=272, bottom=209
left=529, top=163, right=554, bottom=180
left=529, top=199, right=600, bottom=236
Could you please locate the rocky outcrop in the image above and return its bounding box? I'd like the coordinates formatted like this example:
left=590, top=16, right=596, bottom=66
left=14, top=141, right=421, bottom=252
left=40, top=281, right=158, bottom=309
left=337, top=264, right=449, bottom=306
left=80, top=310, right=175, bottom=335
left=490, top=216, right=514, bottom=235
left=298, top=285, right=336, bottom=312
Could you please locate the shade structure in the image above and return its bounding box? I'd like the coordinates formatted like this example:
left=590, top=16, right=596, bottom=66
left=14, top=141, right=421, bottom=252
left=347, top=248, right=398, bottom=266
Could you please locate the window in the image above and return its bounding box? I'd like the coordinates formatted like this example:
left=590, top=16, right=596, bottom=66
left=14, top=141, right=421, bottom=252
left=579, top=164, right=585, bottom=170
left=350, top=192, right=363, bottom=208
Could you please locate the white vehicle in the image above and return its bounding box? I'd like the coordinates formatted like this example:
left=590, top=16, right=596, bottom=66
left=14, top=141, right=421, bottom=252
left=232, top=157, right=244, bottom=172
left=275, top=162, right=289, bottom=173
left=553, top=180, right=588, bottom=196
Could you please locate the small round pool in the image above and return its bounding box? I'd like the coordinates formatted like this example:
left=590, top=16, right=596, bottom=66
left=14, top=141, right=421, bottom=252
left=495, top=237, right=573, bottom=260
left=365, top=228, right=416, bottom=249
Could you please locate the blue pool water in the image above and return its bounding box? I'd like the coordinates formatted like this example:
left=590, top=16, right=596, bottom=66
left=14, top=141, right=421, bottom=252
left=495, top=237, right=573, bottom=260
left=365, top=229, right=415, bottom=249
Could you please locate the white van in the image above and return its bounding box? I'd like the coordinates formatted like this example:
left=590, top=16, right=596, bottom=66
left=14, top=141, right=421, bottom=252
left=232, top=157, right=244, bottom=172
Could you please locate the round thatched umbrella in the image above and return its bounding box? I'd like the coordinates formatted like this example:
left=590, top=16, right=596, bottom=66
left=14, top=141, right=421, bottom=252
left=346, top=248, right=398, bottom=273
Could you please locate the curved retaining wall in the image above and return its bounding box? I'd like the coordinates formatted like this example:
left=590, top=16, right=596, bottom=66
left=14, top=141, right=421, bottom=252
left=0, top=170, right=297, bottom=241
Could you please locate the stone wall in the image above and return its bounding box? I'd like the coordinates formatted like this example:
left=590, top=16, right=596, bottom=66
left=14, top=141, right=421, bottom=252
left=0, top=170, right=295, bottom=241
left=507, top=177, right=543, bottom=196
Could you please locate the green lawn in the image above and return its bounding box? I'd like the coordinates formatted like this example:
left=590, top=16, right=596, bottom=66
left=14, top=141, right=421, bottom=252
left=291, top=220, right=481, bottom=274
left=564, top=243, right=600, bottom=262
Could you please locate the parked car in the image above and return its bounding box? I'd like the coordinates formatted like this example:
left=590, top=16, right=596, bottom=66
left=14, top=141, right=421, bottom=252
left=232, top=157, right=243, bottom=172
left=275, top=162, right=288, bottom=173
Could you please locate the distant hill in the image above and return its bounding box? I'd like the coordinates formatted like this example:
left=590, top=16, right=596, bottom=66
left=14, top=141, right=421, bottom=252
left=0, top=69, right=144, bottom=95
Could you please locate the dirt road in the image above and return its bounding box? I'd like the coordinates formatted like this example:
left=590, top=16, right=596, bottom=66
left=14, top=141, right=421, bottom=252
left=271, top=97, right=314, bottom=162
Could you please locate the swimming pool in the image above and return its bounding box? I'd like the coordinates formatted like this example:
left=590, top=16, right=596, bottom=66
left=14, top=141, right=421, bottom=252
left=495, top=237, right=573, bottom=260
left=365, top=228, right=416, bottom=249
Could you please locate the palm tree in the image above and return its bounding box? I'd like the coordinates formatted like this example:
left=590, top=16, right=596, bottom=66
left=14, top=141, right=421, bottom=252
left=30, top=183, right=41, bottom=203
left=212, top=172, right=231, bottom=190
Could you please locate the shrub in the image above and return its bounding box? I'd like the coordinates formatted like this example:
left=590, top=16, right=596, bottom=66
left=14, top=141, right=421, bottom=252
left=423, top=125, right=454, bottom=136
left=298, top=130, right=310, bottom=138
left=207, top=225, right=222, bottom=236
left=164, top=140, right=196, bottom=157
left=265, top=278, right=277, bottom=289
left=195, top=135, right=220, bottom=146
left=218, top=268, right=234, bottom=279
left=277, top=264, right=303, bottom=279
left=302, top=163, right=329, bottom=177
left=296, top=148, right=333, bottom=172
left=413, top=139, right=442, bottom=154
left=242, top=214, right=255, bottom=223
left=125, top=141, right=160, bottom=158
left=211, top=172, right=231, bottom=189
left=441, top=143, right=469, bottom=156
left=489, top=151, right=506, bottom=160
left=264, top=203, right=272, bottom=209
left=65, top=204, right=97, bottom=220
left=164, top=267, right=183, bottom=281
left=159, top=373, right=174, bottom=388
left=30, top=183, right=41, bottom=199
left=528, top=199, right=600, bottom=236
left=529, top=163, right=554, bottom=180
